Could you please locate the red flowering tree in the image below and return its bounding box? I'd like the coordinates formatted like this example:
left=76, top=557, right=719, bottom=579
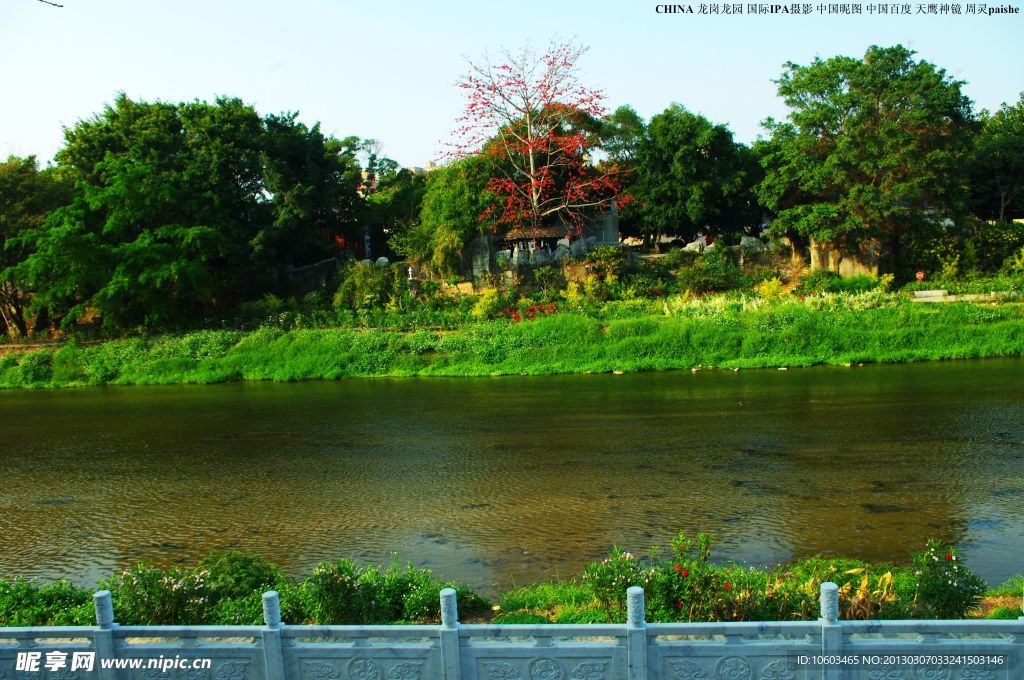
left=450, top=41, right=622, bottom=235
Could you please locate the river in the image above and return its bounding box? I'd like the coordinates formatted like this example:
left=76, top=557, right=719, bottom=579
left=1, top=359, right=1022, bottom=595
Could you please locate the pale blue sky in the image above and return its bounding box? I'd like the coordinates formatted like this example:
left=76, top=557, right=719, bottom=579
left=2, top=0, right=1022, bottom=168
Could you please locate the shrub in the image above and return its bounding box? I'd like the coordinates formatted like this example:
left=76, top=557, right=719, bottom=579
left=1004, top=246, right=1024, bottom=276
left=582, top=549, right=651, bottom=614
left=0, top=578, right=93, bottom=626
left=988, top=574, right=1024, bottom=598
left=101, top=564, right=210, bottom=625
left=585, top=245, right=626, bottom=278
left=197, top=551, right=285, bottom=599
left=301, top=559, right=362, bottom=624
left=661, top=248, right=700, bottom=269
left=645, top=532, right=729, bottom=622
left=17, top=350, right=54, bottom=385
left=333, top=263, right=404, bottom=311
left=471, top=288, right=512, bottom=321
left=754, top=277, right=787, bottom=300
left=794, top=269, right=841, bottom=295
left=911, top=540, right=986, bottom=618
left=677, top=247, right=746, bottom=292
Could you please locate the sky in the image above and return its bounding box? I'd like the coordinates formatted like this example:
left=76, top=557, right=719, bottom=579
left=2, top=0, right=1022, bottom=169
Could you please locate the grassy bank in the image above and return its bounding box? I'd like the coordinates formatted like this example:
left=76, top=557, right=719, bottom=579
left=3, top=539, right=1021, bottom=626
left=2, top=294, right=1023, bottom=389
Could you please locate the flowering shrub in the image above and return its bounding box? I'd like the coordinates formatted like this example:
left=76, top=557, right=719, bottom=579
left=302, top=559, right=363, bottom=624
left=645, top=532, right=738, bottom=622
left=912, top=540, right=986, bottom=618
left=101, top=564, right=210, bottom=625
left=582, top=549, right=651, bottom=614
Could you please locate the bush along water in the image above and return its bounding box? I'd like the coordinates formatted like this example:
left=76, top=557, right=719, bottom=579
left=3, top=290, right=1024, bottom=388
left=0, top=540, right=1005, bottom=627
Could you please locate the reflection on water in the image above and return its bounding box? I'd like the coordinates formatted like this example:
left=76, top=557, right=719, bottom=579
left=1, top=360, right=1022, bottom=595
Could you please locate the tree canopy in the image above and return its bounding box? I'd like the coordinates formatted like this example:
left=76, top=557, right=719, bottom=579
left=0, top=155, right=71, bottom=336
left=631, top=104, right=759, bottom=243
left=758, top=45, right=974, bottom=262
left=389, top=156, right=494, bottom=277
left=6, top=94, right=363, bottom=331
left=970, top=93, right=1024, bottom=222
left=451, top=41, right=620, bottom=235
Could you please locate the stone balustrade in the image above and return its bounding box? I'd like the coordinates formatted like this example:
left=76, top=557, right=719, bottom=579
left=0, top=583, right=1021, bottom=679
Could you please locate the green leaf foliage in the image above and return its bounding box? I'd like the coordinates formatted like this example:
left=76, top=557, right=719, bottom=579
left=759, top=45, right=974, bottom=261
left=6, top=94, right=362, bottom=332
left=632, top=105, right=760, bottom=242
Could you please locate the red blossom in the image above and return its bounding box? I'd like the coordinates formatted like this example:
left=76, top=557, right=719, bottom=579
left=444, top=40, right=622, bottom=234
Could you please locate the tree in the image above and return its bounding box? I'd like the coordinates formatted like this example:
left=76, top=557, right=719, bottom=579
left=7, top=94, right=362, bottom=332
left=599, top=105, right=646, bottom=165
left=389, top=156, right=494, bottom=277
left=758, top=45, right=974, bottom=271
left=258, top=113, right=364, bottom=267
left=367, top=168, right=428, bottom=255
left=451, top=41, right=621, bottom=235
left=631, top=105, right=760, bottom=245
left=0, top=156, right=71, bottom=337
left=970, top=93, right=1024, bottom=222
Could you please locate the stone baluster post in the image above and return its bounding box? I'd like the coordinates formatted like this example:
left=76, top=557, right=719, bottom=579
left=262, top=591, right=287, bottom=680
left=626, top=586, right=648, bottom=680
left=819, top=582, right=841, bottom=680
left=93, top=590, right=118, bottom=680
left=439, top=588, right=461, bottom=680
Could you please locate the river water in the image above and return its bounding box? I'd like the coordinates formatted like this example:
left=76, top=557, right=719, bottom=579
left=1, top=360, right=1022, bottom=594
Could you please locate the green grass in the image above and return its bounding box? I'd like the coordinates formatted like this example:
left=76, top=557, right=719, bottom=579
left=987, top=574, right=1024, bottom=598
left=2, top=295, right=1023, bottom=389
left=499, top=580, right=596, bottom=612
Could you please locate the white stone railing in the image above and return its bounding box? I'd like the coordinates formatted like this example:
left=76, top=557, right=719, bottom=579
left=0, top=583, right=1020, bottom=679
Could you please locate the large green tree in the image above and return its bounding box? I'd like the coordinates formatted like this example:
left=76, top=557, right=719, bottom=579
left=970, top=93, right=1024, bottom=222
left=389, top=156, right=494, bottom=277
left=758, top=45, right=974, bottom=270
left=0, top=156, right=71, bottom=337
left=8, top=94, right=362, bottom=332
left=631, top=104, right=760, bottom=245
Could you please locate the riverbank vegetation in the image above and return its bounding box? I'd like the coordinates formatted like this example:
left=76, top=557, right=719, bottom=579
left=1, top=287, right=1022, bottom=388
left=2, top=535, right=1019, bottom=626
left=1, top=43, right=1022, bottom=346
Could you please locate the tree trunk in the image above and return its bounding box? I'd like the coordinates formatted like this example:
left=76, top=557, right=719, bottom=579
left=32, top=306, right=51, bottom=336
left=0, top=303, right=28, bottom=338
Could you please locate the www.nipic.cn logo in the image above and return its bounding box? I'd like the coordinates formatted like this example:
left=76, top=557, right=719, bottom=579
left=15, top=651, right=213, bottom=673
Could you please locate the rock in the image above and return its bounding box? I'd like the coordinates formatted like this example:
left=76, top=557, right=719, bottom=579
left=374, top=256, right=389, bottom=268
left=740, top=236, right=765, bottom=253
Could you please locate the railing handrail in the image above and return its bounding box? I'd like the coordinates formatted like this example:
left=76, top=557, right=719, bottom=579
left=0, top=584, right=1019, bottom=680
